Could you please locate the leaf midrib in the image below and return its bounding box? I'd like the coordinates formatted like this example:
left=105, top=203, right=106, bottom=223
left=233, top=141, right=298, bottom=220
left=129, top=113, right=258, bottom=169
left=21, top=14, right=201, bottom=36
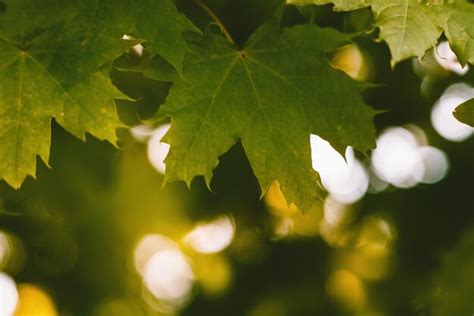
left=0, top=36, right=99, bottom=126
left=396, top=0, right=410, bottom=59
left=167, top=55, right=239, bottom=178
left=13, top=57, right=26, bottom=186
left=241, top=56, right=309, bottom=200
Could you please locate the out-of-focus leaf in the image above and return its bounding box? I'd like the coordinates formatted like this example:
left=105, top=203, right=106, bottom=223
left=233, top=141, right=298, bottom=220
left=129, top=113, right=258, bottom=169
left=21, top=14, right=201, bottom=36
left=429, top=228, right=474, bottom=316
left=453, top=98, right=474, bottom=127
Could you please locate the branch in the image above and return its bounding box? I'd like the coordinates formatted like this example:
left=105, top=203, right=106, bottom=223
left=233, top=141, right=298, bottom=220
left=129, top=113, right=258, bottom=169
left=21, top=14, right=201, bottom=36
left=193, top=0, right=235, bottom=44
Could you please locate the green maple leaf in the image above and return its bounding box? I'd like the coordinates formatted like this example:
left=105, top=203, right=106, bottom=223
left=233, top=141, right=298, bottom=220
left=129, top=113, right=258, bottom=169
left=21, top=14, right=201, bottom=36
left=147, top=11, right=376, bottom=211
left=443, top=1, right=474, bottom=65
left=453, top=98, right=474, bottom=127
left=0, top=0, right=75, bottom=37
left=132, top=0, right=201, bottom=74
left=0, top=0, right=199, bottom=72
left=0, top=0, right=198, bottom=188
left=79, top=0, right=201, bottom=72
left=288, top=0, right=474, bottom=65
left=0, top=5, right=136, bottom=188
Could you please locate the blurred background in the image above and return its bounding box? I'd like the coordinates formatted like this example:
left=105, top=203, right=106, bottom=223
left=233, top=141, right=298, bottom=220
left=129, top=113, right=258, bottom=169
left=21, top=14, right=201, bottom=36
left=1, top=1, right=473, bottom=315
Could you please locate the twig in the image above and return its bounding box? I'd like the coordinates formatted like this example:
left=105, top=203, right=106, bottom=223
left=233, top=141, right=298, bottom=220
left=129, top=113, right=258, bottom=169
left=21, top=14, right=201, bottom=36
left=193, top=0, right=235, bottom=44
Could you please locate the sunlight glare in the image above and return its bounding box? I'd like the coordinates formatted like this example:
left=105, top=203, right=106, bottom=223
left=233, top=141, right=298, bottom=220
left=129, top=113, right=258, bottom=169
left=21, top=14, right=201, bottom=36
left=346, top=217, right=395, bottom=280
left=319, top=197, right=354, bottom=247
left=122, top=34, right=144, bottom=56
left=326, top=269, right=366, bottom=310
left=272, top=218, right=294, bottom=239
left=329, top=44, right=370, bottom=81
left=431, top=83, right=474, bottom=142
left=0, top=273, right=18, bottom=316
left=0, top=231, right=10, bottom=269
left=0, top=230, right=26, bottom=274
left=418, top=146, right=449, bottom=184
left=372, top=126, right=450, bottom=188
left=323, top=196, right=352, bottom=227
left=264, top=181, right=300, bottom=216
left=143, top=249, right=194, bottom=308
left=368, top=167, right=389, bottom=192
left=147, top=124, right=171, bottom=174
left=311, top=135, right=369, bottom=204
left=356, top=217, right=394, bottom=250
left=291, top=206, right=323, bottom=237
left=130, top=124, right=155, bottom=143
left=194, top=255, right=232, bottom=296
left=134, top=234, right=195, bottom=312
left=14, top=284, right=58, bottom=316
left=184, top=215, right=235, bottom=254
left=371, top=127, right=424, bottom=188
left=134, top=234, right=178, bottom=276
left=434, top=41, right=469, bottom=76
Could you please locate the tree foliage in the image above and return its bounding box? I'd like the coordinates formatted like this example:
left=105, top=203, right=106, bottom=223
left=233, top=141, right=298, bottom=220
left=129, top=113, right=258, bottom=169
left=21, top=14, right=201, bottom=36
left=0, top=1, right=473, bottom=315
left=454, top=98, right=474, bottom=126
left=0, top=0, right=473, bottom=208
left=289, top=0, right=474, bottom=65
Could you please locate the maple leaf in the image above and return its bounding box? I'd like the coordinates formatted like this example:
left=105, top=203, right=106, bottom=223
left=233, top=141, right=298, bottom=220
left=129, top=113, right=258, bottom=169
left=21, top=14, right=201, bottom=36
left=146, top=11, right=376, bottom=211
left=0, top=4, right=136, bottom=188
left=454, top=98, right=474, bottom=127
left=82, top=0, right=201, bottom=72
left=0, top=0, right=199, bottom=71
left=132, top=0, right=201, bottom=74
left=443, top=1, right=474, bottom=65
left=0, top=0, right=198, bottom=188
left=0, top=0, right=75, bottom=37
left=288, top=0, right=474, bottom=65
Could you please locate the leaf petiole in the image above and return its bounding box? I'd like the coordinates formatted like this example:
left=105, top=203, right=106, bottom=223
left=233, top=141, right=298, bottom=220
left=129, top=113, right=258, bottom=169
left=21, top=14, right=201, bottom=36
left=193, top=0, right=236, bottom=44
